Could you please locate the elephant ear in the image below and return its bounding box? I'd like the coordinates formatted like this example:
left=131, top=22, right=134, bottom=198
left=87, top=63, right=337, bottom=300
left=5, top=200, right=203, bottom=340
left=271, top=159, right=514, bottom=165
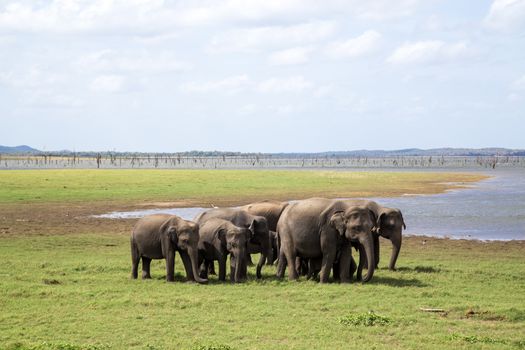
left=329, top=211, right=346, bottom=236
left=368, top=209, right=377, bottom=228
left=376, top=211, right=386, bottom=233
left=214, top=227, right=227, bottom=241
left=397, top=209, right=406, bottom=230
left=160, top=217, right=178, bottom=237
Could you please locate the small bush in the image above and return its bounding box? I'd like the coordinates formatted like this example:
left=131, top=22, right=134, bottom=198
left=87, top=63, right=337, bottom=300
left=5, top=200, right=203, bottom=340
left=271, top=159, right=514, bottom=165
left=339, top=311, right=392, bottom=327
left=191, top=345, right=234, bottom=350
left=449, top=333, right=506, bottom=345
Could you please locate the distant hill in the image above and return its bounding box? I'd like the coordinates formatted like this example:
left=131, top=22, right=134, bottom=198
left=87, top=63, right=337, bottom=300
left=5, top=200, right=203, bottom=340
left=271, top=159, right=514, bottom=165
left=287, top=148, right=525, bottom=157
left=0, top=145, right=40, bottom=154
left=1, top=146, right=524, bottom=156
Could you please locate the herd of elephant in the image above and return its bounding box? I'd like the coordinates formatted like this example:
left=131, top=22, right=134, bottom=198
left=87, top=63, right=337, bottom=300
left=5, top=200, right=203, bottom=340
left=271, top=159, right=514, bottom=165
left=130, top=198, right=406, bottom=284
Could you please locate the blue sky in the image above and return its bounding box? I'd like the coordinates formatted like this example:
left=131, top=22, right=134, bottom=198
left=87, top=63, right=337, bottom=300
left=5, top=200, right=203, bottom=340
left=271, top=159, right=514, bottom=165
left=0, top=0, right=524, bottom=152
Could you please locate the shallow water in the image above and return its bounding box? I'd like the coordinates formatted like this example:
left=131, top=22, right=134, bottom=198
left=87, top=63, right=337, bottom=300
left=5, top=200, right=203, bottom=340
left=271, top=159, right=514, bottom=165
left=96, top=168, right=525, bottom=241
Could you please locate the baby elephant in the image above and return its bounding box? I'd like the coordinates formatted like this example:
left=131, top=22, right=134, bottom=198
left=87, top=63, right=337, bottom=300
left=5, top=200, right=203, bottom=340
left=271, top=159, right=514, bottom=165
left=197, top=218, right=252, bottom=283
left=131, top=214, right=207, bottom=284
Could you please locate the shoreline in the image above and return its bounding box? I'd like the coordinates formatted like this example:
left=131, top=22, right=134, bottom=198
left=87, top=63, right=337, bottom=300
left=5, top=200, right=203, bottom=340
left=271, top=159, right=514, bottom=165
left=0, top=169, right=500, bottom=239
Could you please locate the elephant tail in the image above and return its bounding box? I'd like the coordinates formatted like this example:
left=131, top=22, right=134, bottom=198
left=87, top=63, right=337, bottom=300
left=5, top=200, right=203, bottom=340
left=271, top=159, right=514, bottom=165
left=130, top=235, right=141, bottom=279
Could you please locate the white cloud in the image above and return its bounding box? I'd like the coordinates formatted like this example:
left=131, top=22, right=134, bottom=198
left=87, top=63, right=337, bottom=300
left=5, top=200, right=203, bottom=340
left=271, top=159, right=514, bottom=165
left=90, top=75, right=126, bottom=93
left=181, top=75, right=315, bottom=94
left=352, top=0, right=420, bottom=20
left=485, top=0, right=525, bottom=31
left=0, top=66, right=63, bottom=90
left=268, top=46, right=314, bottom=65
left=325, top=30, right=381, bottom=59
left=0, top=0, right=421, bottom=36
left=387, top=40, right=469, bottom=64
left=180, top=75, right=251, bottom=94
left=76, top=50, right=191, bottom=73
left=313, top=85, right=334, bottom=98
left=170, top=0, right=422, bottom=26
left=273, top=104, right=300, bottom=115
left=208, top=21, right=336, bottom=53
left=512, top=74, right=525, bottom=89
left=238, top=104, right=258, bottom=115
left=508, top=93, right=521, bottom=101
left=22, top=91, right=84, bottom=109
left=0, top=0, right=171, bottom=34
left=258, top=76, right=313, bottom=93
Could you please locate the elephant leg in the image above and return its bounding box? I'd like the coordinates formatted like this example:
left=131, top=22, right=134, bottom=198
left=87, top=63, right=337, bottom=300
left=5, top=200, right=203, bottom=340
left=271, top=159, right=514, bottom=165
left=319, top=250, right=336, bottom=283
left=332, top=260, right=340, bottom=282
left=276, top=249, right=286, bottom=278
left=141, top=257, right=152, bottom=279
left=165, top=250, right=175, bottom=282
left=208, top=261, right=217, bottom=275
left=295, top=257, right=302, bottom=276
left=283, top=245, right=298, bottom=281
left=338, top=245, right=351, bottom=283
left=198, top=256, right=207, bottom=279
left=309, top=258, right=321, bottom=280
left=255, top=254, right=264, bottom=279
left=240, top=253, right=248, bottom=280
left=180, top=250, right=195, bottom=282
left=246, top=253, right=254, bottom=266
left=218, top=255, right=227, bottom=282
left=307, top=259, right=315, bottom=280
left=296, top=257, right=307, bottom=276
left=373, top=234, right=380, bottom=269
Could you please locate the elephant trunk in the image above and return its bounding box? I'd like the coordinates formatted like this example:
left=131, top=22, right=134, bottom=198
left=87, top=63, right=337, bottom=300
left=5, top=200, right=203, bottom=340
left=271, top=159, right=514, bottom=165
left=359, top=234, right=375, bottom=282
left=188, top=246, right=208, bottom=284
left=389, top=233, right=402, bottom=271
left=234, top=253, right=243, bottom=283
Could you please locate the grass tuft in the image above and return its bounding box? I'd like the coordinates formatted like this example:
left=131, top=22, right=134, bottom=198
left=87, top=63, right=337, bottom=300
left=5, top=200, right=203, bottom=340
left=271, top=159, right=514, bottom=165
left=191, top=345, right=235, bottom=350
left=339, top=311, right=393, bottom=327
left=5, top=342, right=111, bottom=350
left=448, top=333, right=507, bottom=345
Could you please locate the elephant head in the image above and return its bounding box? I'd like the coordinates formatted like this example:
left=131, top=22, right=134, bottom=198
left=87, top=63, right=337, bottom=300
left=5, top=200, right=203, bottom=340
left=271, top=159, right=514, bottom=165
left=216, top=224, right=251, bottom=283
left=160, top=217, right=207, bottom=284
left=330, top=206, right=376, bottom=282
left=376, top=208, right=405, bottom=270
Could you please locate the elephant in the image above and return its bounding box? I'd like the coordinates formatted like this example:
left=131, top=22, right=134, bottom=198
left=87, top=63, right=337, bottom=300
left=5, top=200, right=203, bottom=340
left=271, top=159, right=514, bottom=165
left=240, top=200, right=289, bottom=232
left=240, top=200, right=289, bottom=265
left=296, top=256, right=322, bottom=280
left=277, top=198, right=376, bottom=283
left=339, top=199, right=406, bottom=270
left=194, top=208, right=271, bottom=279
left=197, top=218, right=252, bottom=283
left=130, top=214, right=207, bottom=284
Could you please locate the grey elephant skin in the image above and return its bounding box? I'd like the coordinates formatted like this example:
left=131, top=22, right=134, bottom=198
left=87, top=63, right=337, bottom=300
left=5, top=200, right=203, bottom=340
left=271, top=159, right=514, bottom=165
left=197, top=218, right=251, bottom=283
left=240, top=200, right=289, bottom=264
left=195, top=208, right=271, bottom=279
left=277, top=198, right=376, bottom=283
left=341, top=199, right=405, bottom=270
left=130, top=214, right=207, bottom=284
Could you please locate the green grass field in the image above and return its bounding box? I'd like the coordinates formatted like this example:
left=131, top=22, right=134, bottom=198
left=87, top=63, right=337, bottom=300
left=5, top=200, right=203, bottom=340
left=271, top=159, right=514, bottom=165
left=0, top=169, right=485, bottom=204
left=0, top=169, right=523, bottom=349
left=0, top=234, right=523, bottom=350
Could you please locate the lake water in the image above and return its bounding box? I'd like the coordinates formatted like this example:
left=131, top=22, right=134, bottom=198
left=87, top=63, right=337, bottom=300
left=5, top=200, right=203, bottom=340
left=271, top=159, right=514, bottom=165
left=96, top=169, right=525, bottom=241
